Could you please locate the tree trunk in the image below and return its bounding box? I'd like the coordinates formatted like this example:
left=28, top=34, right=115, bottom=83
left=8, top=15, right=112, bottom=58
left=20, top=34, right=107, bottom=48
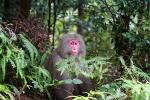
left=77, top=0, right=85, bottom=35
left=114, top=15, right=132, bottom=65
left=3, top=0, right=19, bottom=21
left=3, top=0, right=31, bottom=21
left=20, top=0, right=31, bottom=18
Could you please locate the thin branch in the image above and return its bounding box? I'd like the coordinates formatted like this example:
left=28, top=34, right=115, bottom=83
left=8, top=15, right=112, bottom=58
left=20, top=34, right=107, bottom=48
left=48, top=0, right=51, bottom=35
left=101, top=0, right=116, bottom=24
left=52, top=0, right=57, bottom=50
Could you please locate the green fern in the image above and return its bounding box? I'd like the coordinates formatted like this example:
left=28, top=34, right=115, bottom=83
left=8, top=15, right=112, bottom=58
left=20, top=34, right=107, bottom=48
left=56, top=56, right=109, bottom=82
left=122, top=79, right=150, bottom=100
left=120, top=56, right=150, bottom=81
left=0, top=56, right=6, bottom=81
left=40, top=48, right=51, bottom=66
left=15, top=49, right=27, bottom=83
left=0, top=31, right=10, bottom=82
left=0, top=84, right=15, bottom=100
left=26, top=66, right=52, bottom=92
left=19, top=34, right=38, bottom=65
left=0, top=26, right=53, bottom=97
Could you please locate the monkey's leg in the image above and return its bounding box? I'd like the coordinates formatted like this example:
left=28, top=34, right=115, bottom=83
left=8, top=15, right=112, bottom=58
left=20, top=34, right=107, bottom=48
left=53, top=84, right=74, bottom=100
left=77, top=76, right=93, bottom=95
left=53, top=73, right=74, bottom=100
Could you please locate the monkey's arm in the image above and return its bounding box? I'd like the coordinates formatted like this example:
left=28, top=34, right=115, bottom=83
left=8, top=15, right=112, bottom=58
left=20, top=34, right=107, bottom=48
left=45, top=50, right=74, bottom=100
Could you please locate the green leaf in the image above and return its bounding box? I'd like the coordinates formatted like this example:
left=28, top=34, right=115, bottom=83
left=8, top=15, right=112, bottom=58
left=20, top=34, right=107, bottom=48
left=64, top=79, right=73, bottom=84
left=72, top=78, right=83, bottom=84
left=0, top=56, right=7, bottom=81
left=19, top=34, right=38, bottom=65
left=40, top=49, right=51, bottom=65
left=0, top=84, right=10, bottom=93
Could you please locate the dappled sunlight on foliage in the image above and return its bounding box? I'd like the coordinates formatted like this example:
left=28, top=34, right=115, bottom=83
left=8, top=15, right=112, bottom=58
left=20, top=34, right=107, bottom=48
left=0, top=0, right=150, bottom=99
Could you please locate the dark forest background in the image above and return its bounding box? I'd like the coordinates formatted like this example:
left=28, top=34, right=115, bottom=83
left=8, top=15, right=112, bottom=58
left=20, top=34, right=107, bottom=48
left=0, top=0, right=150, bottom=100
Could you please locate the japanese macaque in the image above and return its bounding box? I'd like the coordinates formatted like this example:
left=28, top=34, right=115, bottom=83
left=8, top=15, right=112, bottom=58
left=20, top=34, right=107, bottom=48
left=45, top=32, right=93, bottom=100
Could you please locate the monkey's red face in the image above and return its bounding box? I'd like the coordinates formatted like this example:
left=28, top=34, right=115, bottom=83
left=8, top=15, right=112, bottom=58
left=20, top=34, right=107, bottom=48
left=68, top=39, right=80, bottom=56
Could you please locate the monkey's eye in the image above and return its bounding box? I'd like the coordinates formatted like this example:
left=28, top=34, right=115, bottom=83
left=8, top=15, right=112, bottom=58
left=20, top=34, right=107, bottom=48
left=70, top=42, right=73, bottom=45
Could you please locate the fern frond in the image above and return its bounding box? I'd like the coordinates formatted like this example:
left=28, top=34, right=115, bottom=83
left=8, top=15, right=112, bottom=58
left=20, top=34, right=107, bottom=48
left=0, top=56, right=7, bottom=81
left=19, top=34, right=38, bottom=65
left=40, top=49, right=51, bottom=66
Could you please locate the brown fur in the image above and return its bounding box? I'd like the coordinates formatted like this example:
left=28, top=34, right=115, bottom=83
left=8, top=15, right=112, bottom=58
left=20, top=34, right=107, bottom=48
left=45, top=32, right=93, bottom=100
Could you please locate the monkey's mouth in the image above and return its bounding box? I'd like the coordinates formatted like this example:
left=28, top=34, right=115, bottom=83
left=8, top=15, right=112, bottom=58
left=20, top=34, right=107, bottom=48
left=71, top=50, right=78, bottom=56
